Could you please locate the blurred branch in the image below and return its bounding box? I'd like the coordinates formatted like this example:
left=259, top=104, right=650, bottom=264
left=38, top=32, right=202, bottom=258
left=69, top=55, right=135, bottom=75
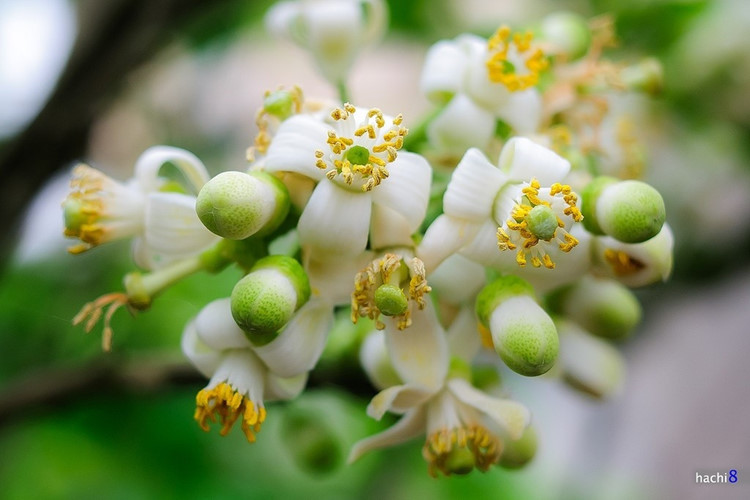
left=0, top=356, right=201, bottom=427
left=0, top=354, right=373, bottom=428
left=0, top=0, right=237, bottom=268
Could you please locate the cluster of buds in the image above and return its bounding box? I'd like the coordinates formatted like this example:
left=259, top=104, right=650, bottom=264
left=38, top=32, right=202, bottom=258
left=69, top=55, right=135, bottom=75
left=61, top=2, right=671, bottom=480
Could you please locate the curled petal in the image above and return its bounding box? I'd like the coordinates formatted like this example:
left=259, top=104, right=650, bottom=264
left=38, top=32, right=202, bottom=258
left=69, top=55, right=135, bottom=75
left=134, top=146, right=210, bottom=193
left=367, top=384, right=435, bottom=420
left=444, top=148, right=507, bottom=220
left=348, top=408, right=426, bottom=464
left=194, top=298, right=251, bottom=351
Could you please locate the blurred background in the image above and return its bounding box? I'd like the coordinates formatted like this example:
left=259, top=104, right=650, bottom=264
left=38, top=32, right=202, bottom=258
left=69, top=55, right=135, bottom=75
left=1, top=0, right=749, bottom=498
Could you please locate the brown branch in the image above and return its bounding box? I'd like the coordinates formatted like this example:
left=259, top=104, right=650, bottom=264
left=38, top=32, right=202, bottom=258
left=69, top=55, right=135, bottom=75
left=0, top=356, right=203, bottom=427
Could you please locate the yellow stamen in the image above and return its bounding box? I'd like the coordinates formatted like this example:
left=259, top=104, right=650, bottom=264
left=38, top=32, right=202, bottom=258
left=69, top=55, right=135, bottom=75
left=194, top=382, right=266, bottom=443
left=486, top=25, right=548, bottom=92
left=316, top=104, right=408, bottom=191
left=72, top=292, right=133, bottom=352
left=422, top=426, right=502, bottom=477
left=497, top=178, right=583, bottom=270
left=603, top=249, right=645, bottom=276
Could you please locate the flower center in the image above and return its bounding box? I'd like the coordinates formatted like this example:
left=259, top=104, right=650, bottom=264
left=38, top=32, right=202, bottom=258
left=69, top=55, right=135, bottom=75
left=496, top=178, right=583, bottom=269
left=486, top=26, right=548, bottom=92
left=194, top=382, right=267, bottom=443
left=351, top=253, right=431, bottom=330
left=315, top=104, right=408, bottom=191
left=422, top=426, right=502, bottom=477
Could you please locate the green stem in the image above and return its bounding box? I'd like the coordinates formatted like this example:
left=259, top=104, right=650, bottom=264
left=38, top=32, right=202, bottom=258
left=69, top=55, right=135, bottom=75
left=336, top=80, right=350, bottom=103
left=124, top=255, right=205, bottom=309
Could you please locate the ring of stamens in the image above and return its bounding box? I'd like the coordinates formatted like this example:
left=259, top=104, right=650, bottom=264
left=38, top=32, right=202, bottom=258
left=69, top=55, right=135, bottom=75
left=315, top=104, right=408, bottom=192
left=194, top=382, right=267, bottom=443
left=486, top=26, right=548, bottom=92
left=422, top=426, right=502, bottom=477
left=351, top=254, right=431, bottom=330
left=496, top=178, right=583, bottom=269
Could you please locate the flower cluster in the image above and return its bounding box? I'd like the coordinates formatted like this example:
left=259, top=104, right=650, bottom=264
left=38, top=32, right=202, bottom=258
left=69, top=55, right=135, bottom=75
left=62, top=3, right=672, bottom=478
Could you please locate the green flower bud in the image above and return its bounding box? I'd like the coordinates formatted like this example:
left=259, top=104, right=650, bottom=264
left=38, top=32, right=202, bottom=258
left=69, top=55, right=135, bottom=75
left=476, top=276, right=558, bottom=377
left=540, top=12, right=591, bottom=60
left=499, top=426, right=538, bottom=469
left=553, top=276, right=641, bottom=340
left=196, top=171, right=289, bottom=240
left=230, top=256, right=310, bottom=344
left=582, top=177, right=666, bottom=243
left=557, top=319, right=625, bottom=399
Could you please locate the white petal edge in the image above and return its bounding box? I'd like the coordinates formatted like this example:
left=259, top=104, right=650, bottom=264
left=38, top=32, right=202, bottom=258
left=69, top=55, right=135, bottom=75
left=420, top=39, right=469, bottom=102
left=429, top=253, right=486, bottom=305
left=298, top=180, right=372, bottom=255
left=367, top=383, right=436, bottom=420
left=447, top=378, right=531, bottom=440
left=134, top=146, right=210, bottom=194
left=143, top=192, right=219, bottom=268
left=385, top=300, right=448, bottom=390
left=359, top=330, right=403, bottom=391
left=498, top=137, right=570, bottom=186
left=194, top=298, right=252, bottom=351
left=264, top=114, right=329, bottom=180
left=417, top=214, right=481, bottom=273
left=446, top=306, right=481, bottom=363
left=265, top=371, right=308, bottom=402
left=444, top=147, right=507, bottom=220
left=427, top=94, right=496, bottom=155
left=348, top=408, right=426, bottom=464
left=181, top=320, right=222, bottom=378
left=494, top=89, right=542, bottom=135
left=371, top=151, right=432, bottom=233
left=253, top=299, right=334, bottom=378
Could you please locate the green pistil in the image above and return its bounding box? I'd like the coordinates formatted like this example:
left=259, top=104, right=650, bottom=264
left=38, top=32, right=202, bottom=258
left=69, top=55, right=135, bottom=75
left=62, top=198, right=87, bottom=232
left=346, top=145, right=370, bottom=166
left=263, top=90, right=294, bottom=119
left=526, top=205, right=558, bottom=241
left=502, top=60, right=516, bottom=73
left=374, top=284, right=408, bottom=316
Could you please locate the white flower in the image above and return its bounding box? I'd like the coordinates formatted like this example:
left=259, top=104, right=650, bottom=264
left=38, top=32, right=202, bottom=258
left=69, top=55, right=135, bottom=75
left=349, top=302, right=530, bottom=476
left=182, top=296, right=333, bottom=442
left=418, top=139, right=589, bottom=290
left=62, top=146, right=219, bottom=270
left=420, top=28, right=548, bottom=153
left=264, top=104, right=431, bottom=256
left=265, top=0, right=387, bottom=85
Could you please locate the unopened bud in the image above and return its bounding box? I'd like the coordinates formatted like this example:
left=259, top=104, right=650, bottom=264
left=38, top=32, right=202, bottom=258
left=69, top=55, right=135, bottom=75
left=499, top=426, right=538, bottom=469
left=582, top=177, right=665, bottom=243
left=540, top=12, right=591, bottom=60
left=196, top=171, right=289, bottom=240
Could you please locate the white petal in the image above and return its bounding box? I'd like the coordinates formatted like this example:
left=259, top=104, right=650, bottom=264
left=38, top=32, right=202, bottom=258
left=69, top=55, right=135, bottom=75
left=304, top=249, right=373, bottom=305
left=427, top=95, right=496, bottom=155
left=447, top=378, right=531, bottom=440
left=195, top=298, right=251, bottom=351
left=304, top=1, right=361, bottom=83
left=369, top=203, right=415, bottom=249
left=264, top=115, right=329, bottom=180
left=498, top=137, right=570, bottom=185
left=464, top=44, right=511, bottom=110
left=210, top=350, right=266, bottom=404
left=359, top=330, right=402, bottom=390
left=444, top=148, right=506, bottom=220
left=385, top=300, right=448, bottom=390
left=429, top=253, right=486, bottom=305
left=265, top=1, right=300, bottom=40
left=495, top=89, right=542, bottom=135
left=252, top=299, right=334, bottom=378
left=593, top=223, right=673, bottom=287
left=298, top=180, right=371, bottom=255
left=265, top=372, right=308, bottom=401
left=420, top=40, right=469, bottom=102
left=417, top=214, right=481, bottom=273
left=348, top=407, right=426, bottom=464
left=181, top=319, right=222, bottom=378
left=446, top=306, right=481, bottom=363
left=134, top=146, right=210, bottom=194
left=143, top=192, right=219, bottom=268
left=459, top=219, right=512, bottom=269
left=371, top=151, right=431, bottom=232
left=367, top=384, right=436, bottom=420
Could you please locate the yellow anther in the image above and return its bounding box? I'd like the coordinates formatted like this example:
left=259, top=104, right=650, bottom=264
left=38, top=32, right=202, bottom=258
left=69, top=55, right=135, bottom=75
left=72, top=292, right=133, bottom=352
left=194, top=382, right=266, bottom=444
left=422, top=425, right=502, bottom=477
left=603, top=249, right=645, bottom=276
left=486, top=25, right=548, bottom=92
